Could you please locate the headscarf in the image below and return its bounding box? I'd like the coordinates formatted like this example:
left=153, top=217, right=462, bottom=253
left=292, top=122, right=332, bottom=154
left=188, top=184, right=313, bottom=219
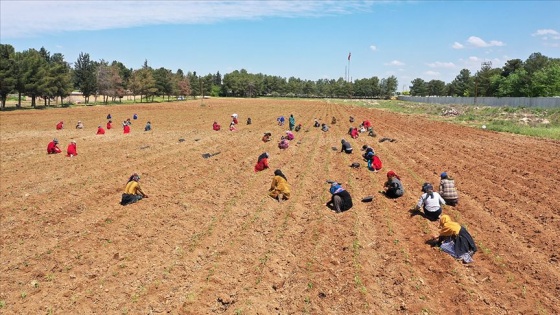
left=274, top=169, right=287, bottom=181
left=53, top=138, right=58, bottom=144
left=439, top=215, right=461, bottom=236
left=386, top=170, right=400, bottom=180
left=258, top=152, right=269, bottom=162
left=422, top=183, right=434, bottom=198
left=128, top=173, right=140, bottom=183
left=440, top=172, right=448, bottom=179
left=329, top=182, right=345, bottom=195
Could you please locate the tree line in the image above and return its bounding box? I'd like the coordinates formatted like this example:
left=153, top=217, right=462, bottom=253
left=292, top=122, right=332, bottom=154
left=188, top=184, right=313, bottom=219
left=407, top=53, right=560, bottom=97
left=1, top=44, right=558, bottom=109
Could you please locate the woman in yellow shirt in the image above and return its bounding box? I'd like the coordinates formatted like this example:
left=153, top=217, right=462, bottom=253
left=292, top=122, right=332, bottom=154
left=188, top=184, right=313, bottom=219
left=120, top=173, right=149, bottom=205
left=431, top=215, right=477, bottom=263
left=269, top=169, right=291, bottom=202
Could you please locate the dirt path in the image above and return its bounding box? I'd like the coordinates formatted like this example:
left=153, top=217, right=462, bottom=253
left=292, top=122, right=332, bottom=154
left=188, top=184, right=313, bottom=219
left=1, top=99, right=558, bottom=314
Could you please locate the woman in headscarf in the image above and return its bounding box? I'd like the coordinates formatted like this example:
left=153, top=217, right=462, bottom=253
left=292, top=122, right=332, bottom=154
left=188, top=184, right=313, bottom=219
left=285, top=130, right=295, bottom=141
left=431, top=215, right=477, bottom=263
left=66, top=140, right=78, bottom=157
left=56, top=121, right=64, bottom=130
left=47, top=138, right=62, bottom=154
left=414, top=183, right=446, bottom=221
left=262, top=132, right=272, bottom=142
left=383, top=170, right=404, bottom=198
left=106, top=120, right=112, bottom=130
left=269, top=169, right=291, bottom=202
left=254, top=152, right=270, bottom=172
left=327, top=182, right=353, bottom=213
left=439, top=172, right=459, bottom=206
left=289, top=114, right=296, bottom=131
left=123, top=121, right=131, bottom=134
left=340, top=139, right=353, bottom=154
left=120, top=173, right=148, bottom=205
left=213, top=121, right=221, bottom=131
left=278, top=136, right=289, bottom=149
left=96, top=125, right=105, bottom=135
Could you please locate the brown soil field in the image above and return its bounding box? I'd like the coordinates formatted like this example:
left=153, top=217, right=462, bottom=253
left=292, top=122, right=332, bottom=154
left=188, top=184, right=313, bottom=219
left=1, top=98, right=559, bottom=314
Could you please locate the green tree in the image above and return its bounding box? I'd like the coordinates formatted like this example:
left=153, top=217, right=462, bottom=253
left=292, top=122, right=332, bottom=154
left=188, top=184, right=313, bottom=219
left=380, top=75, right=398, bottom=99
left=0, top=44, right=16, bottom=109
left=19, top=48, right=49, bottom=107
left=530, top=63, right=560, bottom=96
left=449, top=69, right=473, bottom=96
left=74, top=52, right=97, bottom=103
left=153, top=67, right=174, bottom=100
left=129, top=67, right=156, bottom=102
left=426, top=80, right=446, bottom=96
left=409, top=78, right=427, bottom=96
left=49, top=53, right=73, bottom=105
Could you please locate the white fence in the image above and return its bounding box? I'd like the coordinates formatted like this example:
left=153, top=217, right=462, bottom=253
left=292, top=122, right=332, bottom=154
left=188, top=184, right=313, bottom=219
left=397, top=96, right=560, bottom=108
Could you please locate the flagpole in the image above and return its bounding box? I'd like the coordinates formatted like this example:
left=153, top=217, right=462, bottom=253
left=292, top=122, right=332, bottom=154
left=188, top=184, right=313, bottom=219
left=347, top=52, right=351, bottom=83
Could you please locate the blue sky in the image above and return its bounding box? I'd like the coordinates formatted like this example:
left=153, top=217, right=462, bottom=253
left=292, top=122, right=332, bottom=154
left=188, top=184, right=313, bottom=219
left=1, top=1, right=559, bottom=90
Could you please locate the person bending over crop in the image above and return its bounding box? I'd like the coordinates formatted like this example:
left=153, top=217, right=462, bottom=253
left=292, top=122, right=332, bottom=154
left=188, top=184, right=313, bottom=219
left=269, top=169, right=291, bottom=202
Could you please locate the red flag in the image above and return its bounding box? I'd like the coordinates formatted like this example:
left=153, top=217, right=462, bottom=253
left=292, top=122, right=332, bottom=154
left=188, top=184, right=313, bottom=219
left=348, top=52, right=351, bottom=61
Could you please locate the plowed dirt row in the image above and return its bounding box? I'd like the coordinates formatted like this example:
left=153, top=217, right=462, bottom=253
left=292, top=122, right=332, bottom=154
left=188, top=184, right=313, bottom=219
left=1, top=98, right=559, bottom=314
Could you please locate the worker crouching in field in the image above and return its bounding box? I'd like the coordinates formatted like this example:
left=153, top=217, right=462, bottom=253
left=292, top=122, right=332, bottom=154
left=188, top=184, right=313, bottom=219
left=430, top=215, right=477, bottom=263
left=327, top=182, right=353, bottom=213
left=47, top=138, right=62, bottom=154
left=97, top=125, right=105, bottom=135
left=439, top=172, right=459, bottom=206
left=278, top=136, right=289, bottom=149
left=56, top=121, right=64, bottom=130
left=213, top=121, right=221, bottom=131
left=254, top=152, right=270, bottom=172
left=414, top=183, right=446, bottom=221
left=120, top=173, right=149, bottom=205
left=123, top=121, right=131, bottom=134
left=269, top=169, right=291, bottom=202
left=66, top=140, right=78, bottom=157
left=382, top=170, right=404, bottom=198
left=340, top=139, right=353, bottom=154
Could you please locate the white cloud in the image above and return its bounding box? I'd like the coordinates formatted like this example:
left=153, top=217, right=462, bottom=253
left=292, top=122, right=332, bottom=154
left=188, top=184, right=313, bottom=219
left=532, top=29, right=560, bottom=37
left=452, top=42, right=464, bottom=49
left=385, top=60, right=405, bottom=66
left=453, top=36, right=505, bottom=49
left=369, top=45, right=377, bottom=51
left=0, top=1, right=380, bottom=38
left=425, top=71, right=440, bottom=76
left=466, top=36, right=504, bottom=47
left=532, top=29, right=560, bottom=45
left=426, top=61, right=456, bottom=69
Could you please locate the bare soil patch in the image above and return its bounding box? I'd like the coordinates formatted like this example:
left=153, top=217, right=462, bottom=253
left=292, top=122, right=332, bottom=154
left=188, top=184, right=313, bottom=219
left=1, top=98, right=559, bottom=314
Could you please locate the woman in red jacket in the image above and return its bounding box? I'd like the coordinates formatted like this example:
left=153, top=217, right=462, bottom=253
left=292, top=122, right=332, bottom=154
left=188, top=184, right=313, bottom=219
left=123, top=121, right=131, bottom=134
left=97, top=125, right=105, bottom=135
left=67, top=140, right=78, bottom=157
left=47, top=138, right=62, bottom=154
left=254, top=152, right=270, bottom=172
left=106, top=120, right=112, bottom=130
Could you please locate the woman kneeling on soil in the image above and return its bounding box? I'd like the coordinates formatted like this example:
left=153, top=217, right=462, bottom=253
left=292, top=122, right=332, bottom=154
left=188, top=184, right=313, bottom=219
left=383, top=170, right=404, bottom=198
left=327, top=182, right=353, bottom=213
left=430, top=215, right=477, bottom=263
left=414, top=183, right=445, bottom=221
left=254, top=152, right=270, bottom=172
left=269, top=169, right=291, bottom=202
left=120, top=173, right=149, bottom=205
left=439, top=172, right=459, bottom=206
